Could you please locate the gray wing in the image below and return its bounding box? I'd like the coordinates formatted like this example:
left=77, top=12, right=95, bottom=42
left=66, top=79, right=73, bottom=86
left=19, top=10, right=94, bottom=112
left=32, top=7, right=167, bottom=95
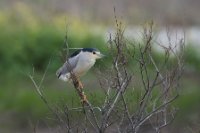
left=56, top=56, right=79, bottom=78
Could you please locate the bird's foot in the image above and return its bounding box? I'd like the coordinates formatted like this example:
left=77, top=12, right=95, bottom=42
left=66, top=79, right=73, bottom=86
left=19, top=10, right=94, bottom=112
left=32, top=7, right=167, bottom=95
left=80, top=93, right=87, bottom=104
left=78, top=80, right=84, bottom=89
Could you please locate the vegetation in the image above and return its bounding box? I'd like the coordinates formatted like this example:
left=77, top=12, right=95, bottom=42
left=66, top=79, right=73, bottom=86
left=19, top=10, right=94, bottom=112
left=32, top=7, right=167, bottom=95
left=0, top=3, right=105, bottom=75
left=0, top=3, right=200, bottom=133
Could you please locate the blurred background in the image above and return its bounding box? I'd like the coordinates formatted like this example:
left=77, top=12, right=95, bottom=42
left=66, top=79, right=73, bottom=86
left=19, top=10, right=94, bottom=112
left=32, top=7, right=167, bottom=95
left=0, top=0, right=200, bottom=132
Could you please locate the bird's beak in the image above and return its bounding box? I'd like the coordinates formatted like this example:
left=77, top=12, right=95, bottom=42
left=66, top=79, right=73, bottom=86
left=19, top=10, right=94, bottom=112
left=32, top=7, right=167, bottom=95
left=97, top=53, right=105, bottom=58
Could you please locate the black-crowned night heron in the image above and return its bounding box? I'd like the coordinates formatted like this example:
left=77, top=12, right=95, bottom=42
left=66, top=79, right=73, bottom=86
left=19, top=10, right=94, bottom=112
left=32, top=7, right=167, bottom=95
left=56, top=48, right=105, bottom=82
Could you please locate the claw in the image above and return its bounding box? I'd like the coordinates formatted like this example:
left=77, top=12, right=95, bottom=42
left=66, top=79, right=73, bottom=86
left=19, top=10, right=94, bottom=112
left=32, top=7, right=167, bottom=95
left=78, top=80, right=84, bottom=89
left=80, top=93, right=87, bottom=104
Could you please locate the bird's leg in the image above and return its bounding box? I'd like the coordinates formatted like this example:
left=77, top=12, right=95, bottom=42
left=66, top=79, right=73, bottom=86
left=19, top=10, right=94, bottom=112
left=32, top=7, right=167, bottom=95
left=77, top=79, right=87, bottom=103
left=72, top=75, right=84, bottom=89
left=71, top=74, right=87, bottom=104
left=78, top=79, right=84, bottom=89
left=80, top=92, right=87, bottom=104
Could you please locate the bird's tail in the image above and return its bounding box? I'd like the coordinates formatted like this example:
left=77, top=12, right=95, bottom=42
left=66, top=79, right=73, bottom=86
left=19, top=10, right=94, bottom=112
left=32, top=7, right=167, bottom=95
left=58, top=73, right=70, bottom=82
left=56, top=68, right=70, bottom=82
left=56, top=68, right=62, bottom=78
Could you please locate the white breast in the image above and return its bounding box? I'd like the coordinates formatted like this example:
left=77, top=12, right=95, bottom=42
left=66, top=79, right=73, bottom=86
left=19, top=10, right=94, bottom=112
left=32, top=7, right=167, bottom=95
left=73, top=52, right=96, bottom=76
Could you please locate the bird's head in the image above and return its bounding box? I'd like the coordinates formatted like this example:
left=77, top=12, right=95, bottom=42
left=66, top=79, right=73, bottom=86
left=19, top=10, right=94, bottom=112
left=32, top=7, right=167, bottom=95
left=80, top=48, right=105, bottom=60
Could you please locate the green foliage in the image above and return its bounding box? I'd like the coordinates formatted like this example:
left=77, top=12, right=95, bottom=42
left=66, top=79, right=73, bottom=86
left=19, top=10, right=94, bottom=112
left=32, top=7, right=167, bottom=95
left=184, top=45, right=200, bottom=71
left=0, top=4, right=105, bottom=74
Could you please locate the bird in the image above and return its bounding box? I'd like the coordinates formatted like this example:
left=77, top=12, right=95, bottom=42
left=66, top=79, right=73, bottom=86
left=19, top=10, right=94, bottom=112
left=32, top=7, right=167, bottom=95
left=56, top=48, right=105, bottom=82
